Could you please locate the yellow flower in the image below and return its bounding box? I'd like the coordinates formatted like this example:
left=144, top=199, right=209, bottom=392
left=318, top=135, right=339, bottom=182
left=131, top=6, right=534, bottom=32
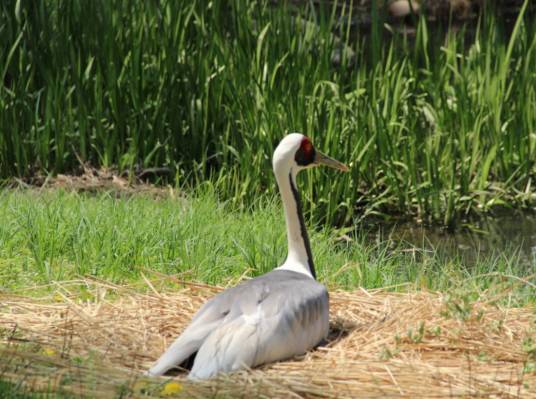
left=42, top=347, right=56, bottom=356
left=160, top=381, right=183, bottom=396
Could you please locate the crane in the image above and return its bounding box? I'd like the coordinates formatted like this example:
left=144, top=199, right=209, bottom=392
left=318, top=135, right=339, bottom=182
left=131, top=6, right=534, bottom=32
left=147, top=133, right=348, bottom=379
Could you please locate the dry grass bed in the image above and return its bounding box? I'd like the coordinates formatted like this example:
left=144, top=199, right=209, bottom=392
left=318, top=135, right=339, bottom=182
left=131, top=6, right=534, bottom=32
left=0, top=279, right=535, bottom=398
left=10, top=166, right=174, bottom=198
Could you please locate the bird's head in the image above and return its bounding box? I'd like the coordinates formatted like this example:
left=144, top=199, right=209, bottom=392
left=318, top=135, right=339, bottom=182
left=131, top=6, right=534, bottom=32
left=272, top=133, right=349, bottom=177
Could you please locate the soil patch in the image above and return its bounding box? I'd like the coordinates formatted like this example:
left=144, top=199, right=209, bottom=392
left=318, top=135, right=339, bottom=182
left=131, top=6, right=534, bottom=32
left=7, top=166, right=174, bottom=198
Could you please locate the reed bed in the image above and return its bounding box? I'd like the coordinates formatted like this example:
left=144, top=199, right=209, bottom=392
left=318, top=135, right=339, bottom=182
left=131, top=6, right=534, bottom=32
left=1, top=278, right=534, bottom=397
left=1, top=1, right=536, bottom=225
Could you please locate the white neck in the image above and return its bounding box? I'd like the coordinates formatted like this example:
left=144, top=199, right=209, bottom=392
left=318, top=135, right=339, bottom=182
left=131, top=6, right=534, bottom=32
left=274, top=167, right=316, bottom=279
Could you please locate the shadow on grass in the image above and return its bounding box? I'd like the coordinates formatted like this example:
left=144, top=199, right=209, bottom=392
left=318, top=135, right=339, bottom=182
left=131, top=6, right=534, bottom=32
left=322, top=318, right=360, bottom=348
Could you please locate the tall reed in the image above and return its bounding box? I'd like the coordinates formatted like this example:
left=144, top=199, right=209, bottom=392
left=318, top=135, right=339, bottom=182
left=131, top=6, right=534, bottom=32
left=1, top=1, right=535, bottom=225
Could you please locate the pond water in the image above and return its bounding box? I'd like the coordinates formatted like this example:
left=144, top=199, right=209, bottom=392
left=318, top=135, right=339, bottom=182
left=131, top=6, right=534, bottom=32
left=363, top=211, right=536, bottom=268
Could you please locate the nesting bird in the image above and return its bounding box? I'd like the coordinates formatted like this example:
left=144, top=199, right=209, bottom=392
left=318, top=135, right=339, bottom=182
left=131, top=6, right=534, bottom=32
left=148, top=133, right=348, bottom=379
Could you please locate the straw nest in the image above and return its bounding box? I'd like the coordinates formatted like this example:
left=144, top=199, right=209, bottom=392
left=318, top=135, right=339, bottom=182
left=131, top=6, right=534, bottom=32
left=1, top=278, right=535, bottom=398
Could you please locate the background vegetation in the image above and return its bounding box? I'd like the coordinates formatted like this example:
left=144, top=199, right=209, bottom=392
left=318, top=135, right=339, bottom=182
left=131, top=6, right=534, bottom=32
left=1, top=3, right=536, bottom=396
left=1, top=0, right=535, bottom=226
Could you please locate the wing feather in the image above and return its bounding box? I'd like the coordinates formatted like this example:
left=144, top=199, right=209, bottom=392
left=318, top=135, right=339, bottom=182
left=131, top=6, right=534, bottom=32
left=148, top=270, right=328, bottom=378
left=189, top=277, right=328, bottom=379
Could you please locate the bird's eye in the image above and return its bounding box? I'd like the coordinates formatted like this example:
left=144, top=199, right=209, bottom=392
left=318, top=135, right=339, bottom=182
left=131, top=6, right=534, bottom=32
left=295, top=137, right=316, bottom=166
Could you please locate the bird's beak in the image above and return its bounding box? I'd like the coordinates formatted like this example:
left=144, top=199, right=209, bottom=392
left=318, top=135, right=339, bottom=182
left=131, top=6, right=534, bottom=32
left=314, top=151, right=349, bottom=172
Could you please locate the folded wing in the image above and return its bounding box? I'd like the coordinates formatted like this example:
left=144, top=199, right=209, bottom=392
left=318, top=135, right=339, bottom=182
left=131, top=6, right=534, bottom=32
left=148, top=270, right=329, bottom=378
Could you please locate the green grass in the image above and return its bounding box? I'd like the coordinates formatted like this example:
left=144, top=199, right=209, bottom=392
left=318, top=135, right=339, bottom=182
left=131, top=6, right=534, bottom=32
left=0, top=188, right=533, bottom=305
left=0, top=380, right=37, bottom=399
left=0, top=376, right=68, bottom=399
left=1, top=1, right=536, bottom=225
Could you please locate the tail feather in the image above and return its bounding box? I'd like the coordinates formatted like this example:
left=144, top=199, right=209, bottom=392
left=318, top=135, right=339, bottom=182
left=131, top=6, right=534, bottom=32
left=147, top=322, right=215, bottom=376
left=188, top=317, right=258, bottom=379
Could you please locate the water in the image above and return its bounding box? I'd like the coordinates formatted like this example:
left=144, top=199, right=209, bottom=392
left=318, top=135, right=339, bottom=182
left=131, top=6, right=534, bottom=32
left=363, top=211, right=536, bottom=267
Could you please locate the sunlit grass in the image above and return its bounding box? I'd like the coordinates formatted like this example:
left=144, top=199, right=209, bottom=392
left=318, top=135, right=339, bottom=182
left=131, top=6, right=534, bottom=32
left=0, top=189, right=533, bottom=305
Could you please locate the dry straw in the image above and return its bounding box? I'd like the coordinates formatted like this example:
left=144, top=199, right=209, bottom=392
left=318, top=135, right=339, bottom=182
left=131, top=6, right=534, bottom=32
left=0, top=278, right=535, bottom=398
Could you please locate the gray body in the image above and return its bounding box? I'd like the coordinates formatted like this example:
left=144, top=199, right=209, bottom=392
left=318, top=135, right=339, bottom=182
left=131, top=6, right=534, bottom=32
left=148, top=270, right=329, bottom=379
